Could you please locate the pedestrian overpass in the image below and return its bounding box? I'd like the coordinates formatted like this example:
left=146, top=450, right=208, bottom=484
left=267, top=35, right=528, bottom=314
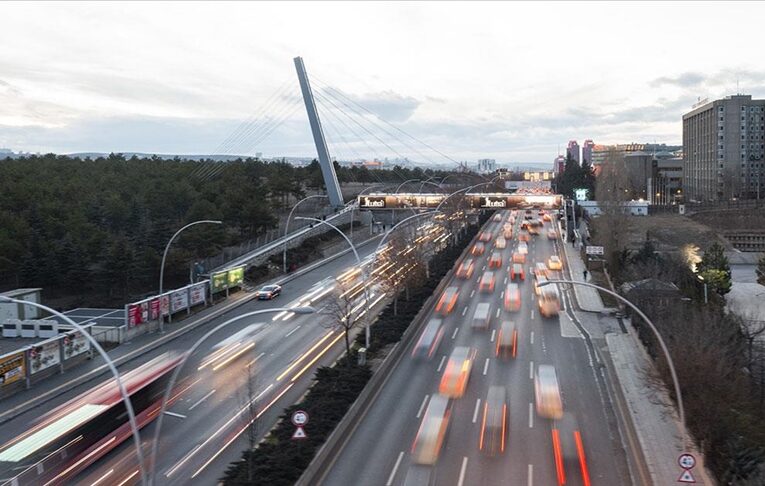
left=356, top=192, right=563, bottom=210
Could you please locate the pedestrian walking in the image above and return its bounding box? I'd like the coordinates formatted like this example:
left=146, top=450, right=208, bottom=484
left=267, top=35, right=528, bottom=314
left=583, top=269, right=588, bottom=281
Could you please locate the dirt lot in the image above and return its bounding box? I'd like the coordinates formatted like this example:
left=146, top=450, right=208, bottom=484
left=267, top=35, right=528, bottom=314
left=590, top=213, right=729, bottom=252
left=689, top=207, right=765, bottom=232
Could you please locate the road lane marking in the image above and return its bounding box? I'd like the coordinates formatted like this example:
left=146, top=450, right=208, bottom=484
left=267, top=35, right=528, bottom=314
left=504, top=277, right=508, bottom=285
left=254, top=383, right=274, bottom=401
left=472, top=399, right=482, bottom=423
left=163, top=411, right=186, bottom=419
left=529, top=361, right=534, bottom=379
left=530, top=309, right=535, bottom=320
left=482, top=265, right=486, bottom=271
left=528, top=464, right=533, bottom=486
left=189, top=389, right=216, bottom=411
left=452, top=328, right=459, bottom=339
left=483, top=358, right=490, bottom=375
left=246, top=352, right=266, bottom=368
left=90, top=468, right=114, bottom=486
left=490, top=329, right=496, bottom=342
left=495, top=308, right=500, bottom=318
left=437, top=355, right=447, bottom=372
left=530, top=331, right=534, bottom=344
left=386, top=451, right=405, bottom=486
left=470, top=290, right=475, bottom=298
left=166, top=443, right=203, bottom=477
left=528, top=402, right=534, bottom=428
left=457, top=457, right=468, bottom=486
left=416, top=395, right=429, bottom=418
left=500, top=291, right=505, bottom=299
left=462, top=307, right=468, bottom=317
left=285, top=325, right=301, bottom=337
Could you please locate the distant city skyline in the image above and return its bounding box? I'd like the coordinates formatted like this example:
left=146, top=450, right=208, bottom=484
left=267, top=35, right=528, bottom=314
left=1, top=2, right=765, bottom=164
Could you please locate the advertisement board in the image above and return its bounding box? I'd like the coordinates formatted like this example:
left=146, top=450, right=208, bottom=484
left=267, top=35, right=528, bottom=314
left=161, top=294, right=170, bottom=316
left=227, top=267, right=245, bottom=288
left=0, top=352, right=25, bottom=386
left=29, top=340, right=60, bottom=375
left=149, top=298, right=161, bottom=321
left=170, top=289, right=190, bottom=313
left=63, top=330, right=90, bottom=360
left=211, top=271, right=228, bottom=294
left=189, top=282, right=207, bottom=306
left=357, top=192, right=564, bottom=210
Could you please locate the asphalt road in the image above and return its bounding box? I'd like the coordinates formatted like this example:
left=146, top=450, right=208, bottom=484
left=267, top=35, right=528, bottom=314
left=322, top=210, right=632, bottom=486
left=0, top=239, right=384, bottom=485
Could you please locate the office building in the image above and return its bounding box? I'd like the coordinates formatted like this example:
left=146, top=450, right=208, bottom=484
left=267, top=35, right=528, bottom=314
left=566, top=140, right=580, bottom=164
left=683, top=94, right=765, bottom=201
left=582, top=139, right=594, bottom=164
left=477, top=158, right=496, bottom=173
left=553, top=155, right=566, bottom=174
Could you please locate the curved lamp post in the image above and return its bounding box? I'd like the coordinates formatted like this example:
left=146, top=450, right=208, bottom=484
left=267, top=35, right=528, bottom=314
left=283, top=195, right=328, bottom=273
left=294, top=216, right=371, bottom=348
left=540, top=279, right=686, bottom=440
left=149, top=306, right=315, bottom=485
left=372, top=211, right=441, bottom=260
left=0, top=297, right=149, bottom=486
left=159, top=220, right=222, bottom=332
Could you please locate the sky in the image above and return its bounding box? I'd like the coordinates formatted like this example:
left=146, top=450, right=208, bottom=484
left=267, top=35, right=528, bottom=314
left=1, top=1, right=765, bottom=166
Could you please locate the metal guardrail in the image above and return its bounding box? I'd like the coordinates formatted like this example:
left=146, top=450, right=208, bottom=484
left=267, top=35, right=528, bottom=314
left=212, top=203, right=356, bottom=272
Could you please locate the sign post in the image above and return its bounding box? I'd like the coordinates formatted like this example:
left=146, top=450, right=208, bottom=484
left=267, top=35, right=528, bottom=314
left=291, top=410, right=309, bottom=440
left=677, top=453, right=696, bottom=483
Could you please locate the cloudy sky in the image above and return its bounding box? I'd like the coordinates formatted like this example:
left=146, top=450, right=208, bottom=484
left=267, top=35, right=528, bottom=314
left=1, top=1, right=764, bottom=165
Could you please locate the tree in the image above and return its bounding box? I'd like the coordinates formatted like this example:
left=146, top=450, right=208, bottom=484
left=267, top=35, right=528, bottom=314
left=756, top=254, right=765, bottom=286
left=698, top=242, right=732, bottom=295
left=323, top=281, right=366, bottom=366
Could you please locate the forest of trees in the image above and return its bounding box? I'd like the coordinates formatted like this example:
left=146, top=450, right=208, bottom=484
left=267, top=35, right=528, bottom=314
left=0, top=153, right=452, bottom=306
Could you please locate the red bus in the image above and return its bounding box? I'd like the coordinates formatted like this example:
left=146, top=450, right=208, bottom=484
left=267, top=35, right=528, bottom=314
left=0, top=352, right=184, bottom=485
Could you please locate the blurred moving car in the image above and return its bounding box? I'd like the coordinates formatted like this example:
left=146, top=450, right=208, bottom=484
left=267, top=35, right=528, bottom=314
left=456, top=258, right=475, bottom=279
left=479, top=386, right=508, bottom=456
left=471, top=242, right=485, bottom=256
left=479, top=271, right=496, bottom=293
left=543, top=213, right=552, bottom=222
left=534, top=262, right=549, bottom=278
left=534, top=275, right=548, bottom=295
left=402, top=465, right=435, bottom=486
left=488, top=251, right=503, bottom=269
left=413, top=318, right=445, bottom=359
left=518, top=232, right=530, bottom=242
left=495, top=236, right=506, bottom=249
left=435, top=287, right=460, bottom=315
left=511, top=263, right=525, bottom=281
left=548, top=255, right=563, bottom=270
left=535, top=364, right=563, bottom=419
left=479, top=231, right=493, bottom=242
left=472, top=302, right=492, bottom=330
left=492, top=212, right=503, bottom=222
left=495, top=320, right=517, bottom=359
left=512, top=252, right=526, bottom=264
left=518, top=242, right=528, bottom=255
left=411, top=394, right=452, bottom=465
left=255, top=284, right=282, bottom=300
left=504, top=283, right=521, bottom=311
left=439, top=346, right=474, bottom=397
left=547, top=229, right=557, bottom=240
left=504, top=227, right=514, bottom=239
left=538, top=287, right=560, bottom=317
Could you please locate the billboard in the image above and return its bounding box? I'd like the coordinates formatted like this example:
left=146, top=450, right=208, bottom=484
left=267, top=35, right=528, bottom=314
left=170, top=289, right=190, bottom=313
left=228, top=267, right=245, bottom=288
left=189, top=282, right=207, bottom=306
left=357, top=192, right=563, bottom=210
left=0, top=352, right=25, bottom=387
left=211, top=271, right=228, bottom=294
left=127, top=301, right=151, bottom=328
left=63, top=330, right=90, bottom=360
left=149, top=298, right=161, bottom=321
left=29, top=340, right=60, bottom=375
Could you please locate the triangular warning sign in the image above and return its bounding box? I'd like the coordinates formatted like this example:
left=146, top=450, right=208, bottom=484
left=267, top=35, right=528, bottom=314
left=678, top=469, right=696, bottom=483
left=292, top=426, right=307, bottom=439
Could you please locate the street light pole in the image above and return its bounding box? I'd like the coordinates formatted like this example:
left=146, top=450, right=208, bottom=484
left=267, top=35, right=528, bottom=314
left=149, top=306, right=315, bottom=485
left=159, top=220, right=222, bottom=332
left=0, top=297, right=149, bottom=486
left=283, top=195, right=328, bottom=273
left=294, top=217, right=372, bottom=349
left=540, top=279, right=686, bottom=443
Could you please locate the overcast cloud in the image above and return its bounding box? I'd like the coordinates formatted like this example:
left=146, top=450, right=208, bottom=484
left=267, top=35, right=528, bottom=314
left=1, top=1, right=764, bottom=165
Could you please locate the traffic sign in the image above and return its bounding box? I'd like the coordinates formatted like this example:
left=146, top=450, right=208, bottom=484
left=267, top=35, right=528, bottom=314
left=292, top=426, right=307, bottom=440
left=678, top=453, right=696, bottom=470
left=678, top=469, right=696, bottom=483
left=291, top=410, right=309, bottom=427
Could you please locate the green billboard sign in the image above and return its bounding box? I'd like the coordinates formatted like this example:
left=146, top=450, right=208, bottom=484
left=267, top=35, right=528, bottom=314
left=227, top=267, right=245, bottom=288
left=211, top=271, right=228, bottom=294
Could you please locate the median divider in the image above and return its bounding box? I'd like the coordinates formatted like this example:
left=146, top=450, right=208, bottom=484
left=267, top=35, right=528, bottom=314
left=296, top=232, right=476, bottom=485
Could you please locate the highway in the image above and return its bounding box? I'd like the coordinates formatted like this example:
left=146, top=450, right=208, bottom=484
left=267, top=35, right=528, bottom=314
left=321, top=209, right=632, bottom=486
left=0, top=239, right=386, bottom=485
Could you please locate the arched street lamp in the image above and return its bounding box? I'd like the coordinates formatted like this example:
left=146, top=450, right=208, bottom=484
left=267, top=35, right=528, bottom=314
left=283, top=195, right=328, bottom=273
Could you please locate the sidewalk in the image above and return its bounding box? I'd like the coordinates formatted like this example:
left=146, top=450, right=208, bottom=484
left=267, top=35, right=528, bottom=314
left=562, top=236, right=713, bottom=485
